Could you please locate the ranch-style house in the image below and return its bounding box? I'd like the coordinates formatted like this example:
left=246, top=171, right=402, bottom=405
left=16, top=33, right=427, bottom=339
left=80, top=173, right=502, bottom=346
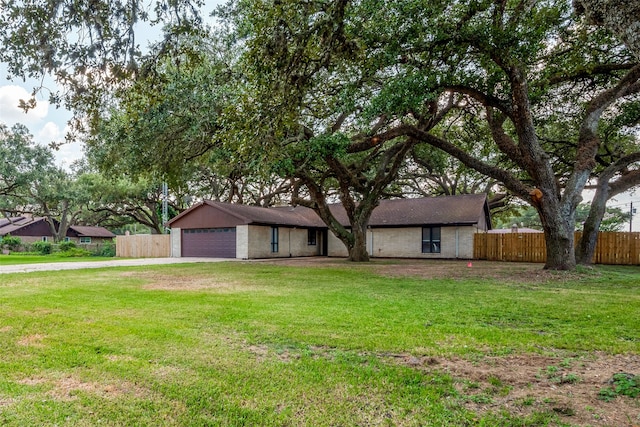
left=167, top=194, right=491, bottom=260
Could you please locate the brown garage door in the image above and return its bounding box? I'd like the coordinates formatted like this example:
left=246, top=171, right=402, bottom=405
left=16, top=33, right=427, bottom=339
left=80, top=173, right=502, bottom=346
left=182, top=228, right=236, bottom=258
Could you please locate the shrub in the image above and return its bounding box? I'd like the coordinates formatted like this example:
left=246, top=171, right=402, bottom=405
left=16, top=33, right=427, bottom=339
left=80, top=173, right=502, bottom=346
left=58, top=247, right=92, bottom=257
left=58, top=241, right=77, bottom=252
left=32, top=241, right=52, bottom=255
left=94, top=240, right=116, bottom=257
left=1, top=236, right=21, bottom=250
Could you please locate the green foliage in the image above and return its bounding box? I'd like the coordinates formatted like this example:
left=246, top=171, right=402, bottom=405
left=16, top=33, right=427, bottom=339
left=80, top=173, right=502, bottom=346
left=5, top=0, right=639, bottom=269
left=57, top=247, right=92, bottom=258
left=57, top=241, right=77, bottom=252
left=1, top=236, right=21, bottom=250
left=80, top=174, right=168, bottom=234
left=0, top=0, right=202, bottom=138
left=0, top=124, right=54, bottom=200
left=87, top=41, right=234, bottom=185
left=31, top=241, right=52, bottom=255
left=93, top=240, right=116, bottom=257
left=538, top=365, right=581, bottom=384
left=598, top=373, right=640, bottom=401
left=598, top=206, right=631, bottom=232
left=0, top=254, right=106, bottom=265
left=365, top=72, right=439, bottom=118
left=495, top=203, right=630, bottom=231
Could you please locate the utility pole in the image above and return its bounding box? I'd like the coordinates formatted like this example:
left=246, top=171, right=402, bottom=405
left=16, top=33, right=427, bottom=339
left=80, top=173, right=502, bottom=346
left=631, top=202, right=636, bottom=233
left=162, top=181, right=168, bottom=234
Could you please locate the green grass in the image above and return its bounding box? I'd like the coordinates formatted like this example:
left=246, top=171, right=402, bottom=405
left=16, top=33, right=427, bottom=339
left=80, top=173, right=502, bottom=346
left=0, top=254, right=111, bottom=265
left=0, top=261, right=638, bottom=426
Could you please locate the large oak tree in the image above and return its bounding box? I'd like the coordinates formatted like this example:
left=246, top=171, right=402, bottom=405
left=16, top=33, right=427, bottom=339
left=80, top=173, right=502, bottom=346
left=223, top=0, right=640, bottom=268
left=221, top=0, right=461, bottom=261
left=574, top=0, right=640, bottom=60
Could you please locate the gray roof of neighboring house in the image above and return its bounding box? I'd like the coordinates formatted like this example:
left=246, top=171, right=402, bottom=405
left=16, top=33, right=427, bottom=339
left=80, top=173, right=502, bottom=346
left=68, top=225, right=116, bottom=238
left=168, top=194, right=491, bottom=229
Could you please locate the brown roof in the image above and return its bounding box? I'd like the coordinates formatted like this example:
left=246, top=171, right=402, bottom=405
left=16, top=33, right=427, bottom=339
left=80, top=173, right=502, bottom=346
left=0, top=216, right=46, bottom=235
left=169, top=194, right=490, bottom=229
left=321, top=194, right=490, bottom=227
left=167, top=200, right=324, bottom=227
left=0, top=216, right=115, bottom=238
left=68, top=225, right=116, bottom=238
left=0, top=216, right=27, bottom=228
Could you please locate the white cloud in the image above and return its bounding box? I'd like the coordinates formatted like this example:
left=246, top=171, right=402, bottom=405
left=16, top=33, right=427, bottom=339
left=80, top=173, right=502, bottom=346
left=32, top=121, right=82, bottom=168
left=54, top=140, right=84, bottom=169
left=0, top=85, right=49, bottom=125
left=37, top=121, right=63, bottom=142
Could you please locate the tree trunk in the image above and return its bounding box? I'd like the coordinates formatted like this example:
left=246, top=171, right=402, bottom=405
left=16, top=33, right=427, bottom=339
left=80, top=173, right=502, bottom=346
left=574, top=0, right=640, bottom=60
left=576, top=153, right=640, bottom=265
left=576, top=187, right=608, bottom=265
left=533, top=188, right=578, bottom=270
left=543, top=227, right=576, bottom=270
left=347, top=220, right=369, bottom=262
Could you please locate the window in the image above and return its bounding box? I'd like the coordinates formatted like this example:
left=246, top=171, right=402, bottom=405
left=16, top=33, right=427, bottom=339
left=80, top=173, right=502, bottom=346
left=270, top=227, right=279, bottom=253
left=422, top=227, right=441, bottom=253
left=307, top=229, right=316, bottom=246
left=80, top=237, right=92, bottom=244
left=64, top=237, right=71, bottom=242
left=41, top=236, right=48, bottom=242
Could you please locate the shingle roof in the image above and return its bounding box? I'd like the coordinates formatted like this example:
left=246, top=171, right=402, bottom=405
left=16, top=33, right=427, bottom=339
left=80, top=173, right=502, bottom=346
left=369, top=194, right=489, bottom=226
left=169, top=194, right=490, bottom=228
left=0, top=216, right=115, bottom=238
left=0, top=216, right=26, bottom=228
left=0, top=216, right=43, bottom=235
left=210, top=201, right=325, bottom=227
left=68, top=225, right=116, bottom=238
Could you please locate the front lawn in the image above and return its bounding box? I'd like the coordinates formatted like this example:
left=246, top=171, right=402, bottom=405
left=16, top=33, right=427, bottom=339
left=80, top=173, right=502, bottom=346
left=0, top=254, right=112, bottom=266
left=0, top=260, right=638, bottom=426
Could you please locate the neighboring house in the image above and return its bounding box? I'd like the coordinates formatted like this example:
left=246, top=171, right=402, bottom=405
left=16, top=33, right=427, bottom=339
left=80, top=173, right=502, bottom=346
left=65, top=225, right=117, bottom=245
left=167, top=194, right=492, bottom=259
left=0, top=216, right=115, bottom=245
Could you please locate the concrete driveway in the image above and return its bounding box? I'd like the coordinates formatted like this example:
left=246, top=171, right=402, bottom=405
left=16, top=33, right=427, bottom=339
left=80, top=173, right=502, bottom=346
left=0, top=257, right=233, bottom=274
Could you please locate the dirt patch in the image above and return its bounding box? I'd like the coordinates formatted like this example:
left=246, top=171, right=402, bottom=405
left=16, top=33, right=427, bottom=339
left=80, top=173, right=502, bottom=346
left=121, top=271, right=255, bottom=292
left=0, top=397, right=15, bottom=408
left=16, top=334, right=46, bottom=347
left=19, top=374, right=147, bottom=401
left=385, top=352, right=640, bottom=426
left=240, top=338, right=639, bottom=425
left=259, top=257, right=576, bottom=283
left=104, top=354, right=137, bottom=363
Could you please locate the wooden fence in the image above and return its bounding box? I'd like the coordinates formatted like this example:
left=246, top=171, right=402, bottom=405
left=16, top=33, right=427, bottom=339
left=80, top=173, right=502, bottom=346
left=474, top=232, right=640, bottom=265
left=116, top=234, right=171, bottom=258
